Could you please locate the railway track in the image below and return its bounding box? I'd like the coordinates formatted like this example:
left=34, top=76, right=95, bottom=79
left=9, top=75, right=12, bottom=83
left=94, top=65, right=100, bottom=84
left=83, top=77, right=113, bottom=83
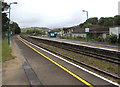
left=51, top=44, right=120, bottom=65
left=29, top=36, right=120, bottom=65
left=20, top=35, right=120, bottom=80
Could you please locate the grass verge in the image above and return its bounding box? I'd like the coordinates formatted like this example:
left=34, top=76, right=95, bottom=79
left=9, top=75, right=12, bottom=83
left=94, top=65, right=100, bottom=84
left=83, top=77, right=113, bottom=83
left=2, top=38, right=16, bottom=62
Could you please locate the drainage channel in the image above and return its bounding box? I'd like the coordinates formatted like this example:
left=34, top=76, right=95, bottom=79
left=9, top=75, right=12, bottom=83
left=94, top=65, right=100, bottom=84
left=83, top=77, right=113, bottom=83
left=23, top=58, right=43, bottom=87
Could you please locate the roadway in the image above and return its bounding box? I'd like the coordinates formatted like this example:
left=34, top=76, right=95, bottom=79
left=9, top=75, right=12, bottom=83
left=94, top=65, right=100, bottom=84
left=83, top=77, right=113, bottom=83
left=11, top=35, right=119, bottom=86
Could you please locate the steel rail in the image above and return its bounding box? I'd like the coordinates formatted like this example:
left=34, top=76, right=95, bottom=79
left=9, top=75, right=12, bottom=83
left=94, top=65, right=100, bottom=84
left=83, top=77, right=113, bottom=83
left=20, top=35, right=120, bottom=80
left=29, top=36, right=120, bottom=65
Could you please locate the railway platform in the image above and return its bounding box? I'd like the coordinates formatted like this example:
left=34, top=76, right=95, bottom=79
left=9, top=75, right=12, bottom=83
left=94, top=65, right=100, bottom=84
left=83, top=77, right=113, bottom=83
left=30, top=36, right=119, bottom=52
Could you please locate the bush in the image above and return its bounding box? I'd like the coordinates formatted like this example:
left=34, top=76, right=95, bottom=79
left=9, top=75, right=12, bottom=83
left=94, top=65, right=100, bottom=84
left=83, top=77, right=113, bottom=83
left=98, top=36, right=104, bottom=42
left=75, top=36, right=86, bottom=41
left=60, top=36, right=67, bottom=39
left=77, top=36, right=82, bottom=39
left=25, top=29, right=43, bottom=36
left=118, top=38, right=120, bottom=44
left=106, top=34, right=117, bottom=43
left=60, top=36, right=72, bottom=39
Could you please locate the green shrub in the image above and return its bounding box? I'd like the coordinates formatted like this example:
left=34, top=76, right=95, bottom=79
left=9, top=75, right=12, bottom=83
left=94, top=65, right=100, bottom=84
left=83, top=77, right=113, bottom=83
left=75, top=36, right=86, bottom=41
left=118, top=38, right=120, bottom=44
left=77, top=36, right=82, bottom=39
left=60, top=36, right=67, bottom=39
left=106, top=34, right=117, bottom=43
left=98, top=36, right=104, bottom=42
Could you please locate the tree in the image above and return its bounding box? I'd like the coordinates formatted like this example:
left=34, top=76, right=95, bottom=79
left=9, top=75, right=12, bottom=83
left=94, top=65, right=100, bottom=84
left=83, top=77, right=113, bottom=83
left=11, top=22, right=21, bottom=34
left=2, top=2, right=9, bottom=33
left=2, top=13, right=8, bottom=32
left=98, top=17, right=114, bottom=26
left=106, top=34, right=117, bottom=43
left=83, top=23, right=92, bottom=28
left=2, top=2, right=9, bottom=11
left=79, top=17, right=98, bottom=28
left=104, top=17, right=114, bottom=26
left=86, top=17, right=98, bottom=25
left=114, top=15, right=120, bottom=26
left=79, top=23, right=84, bottom=27
left=2, top=2, right=21, bottom=36
left=15, top=26, right=21, bottom=34
left=98, top=17, right=105, bottom=26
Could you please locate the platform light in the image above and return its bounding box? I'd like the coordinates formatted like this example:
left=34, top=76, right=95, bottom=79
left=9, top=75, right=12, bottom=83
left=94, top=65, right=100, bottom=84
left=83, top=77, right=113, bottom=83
left=8, top=2, right=17, bottom=45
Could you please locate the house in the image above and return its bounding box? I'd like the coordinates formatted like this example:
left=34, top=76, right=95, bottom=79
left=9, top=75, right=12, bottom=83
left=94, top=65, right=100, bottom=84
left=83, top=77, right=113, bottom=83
left=89, top=25, right=109, bottom=39
left=72, top=28, right=86, bottom=38
left=62, top=25, right=109, bottom=39
left=63, top=27, right=74, bottom=36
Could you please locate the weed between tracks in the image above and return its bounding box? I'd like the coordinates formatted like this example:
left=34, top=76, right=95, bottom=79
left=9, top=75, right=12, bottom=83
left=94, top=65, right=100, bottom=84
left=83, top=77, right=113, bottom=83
left=20, top=35, right=120, bottom=83
left=38, top=42, right=119, bottom=75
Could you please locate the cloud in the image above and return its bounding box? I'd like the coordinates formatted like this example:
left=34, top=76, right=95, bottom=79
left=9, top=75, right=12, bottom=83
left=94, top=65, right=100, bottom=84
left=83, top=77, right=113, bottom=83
left=5, top=0, right=119, bottom=28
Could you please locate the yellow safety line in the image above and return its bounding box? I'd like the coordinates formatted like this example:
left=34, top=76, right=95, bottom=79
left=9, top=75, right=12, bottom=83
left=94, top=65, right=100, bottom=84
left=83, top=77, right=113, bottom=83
left=20, top=39, right=94, bottom=87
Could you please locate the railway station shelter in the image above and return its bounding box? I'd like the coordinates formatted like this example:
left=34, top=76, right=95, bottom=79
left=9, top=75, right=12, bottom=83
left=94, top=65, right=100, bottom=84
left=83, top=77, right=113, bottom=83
left=48, top=30, right=57, bottom=38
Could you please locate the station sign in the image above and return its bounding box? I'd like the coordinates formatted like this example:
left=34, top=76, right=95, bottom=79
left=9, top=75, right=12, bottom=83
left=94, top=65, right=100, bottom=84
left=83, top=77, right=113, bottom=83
left=85, top=28, right=89, bottom=32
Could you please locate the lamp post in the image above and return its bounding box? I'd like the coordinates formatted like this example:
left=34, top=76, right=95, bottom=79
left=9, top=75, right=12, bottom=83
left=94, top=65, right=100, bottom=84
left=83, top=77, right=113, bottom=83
left=82, top=10, right=89, bottom=42
left=8, top=2, right=17, bottom=45
left=82, top=10, right=88, bottom=20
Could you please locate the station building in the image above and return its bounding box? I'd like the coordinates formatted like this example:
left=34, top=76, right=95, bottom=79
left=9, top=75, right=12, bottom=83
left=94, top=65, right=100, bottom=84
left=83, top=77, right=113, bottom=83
left=62, top=25, right=120, bottom=39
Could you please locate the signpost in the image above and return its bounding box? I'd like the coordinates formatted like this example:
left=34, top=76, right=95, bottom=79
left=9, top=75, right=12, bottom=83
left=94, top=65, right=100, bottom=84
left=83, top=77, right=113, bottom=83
left=85, top=28, right=89, bottom=33
left=85, top=28, right=89, bottom=42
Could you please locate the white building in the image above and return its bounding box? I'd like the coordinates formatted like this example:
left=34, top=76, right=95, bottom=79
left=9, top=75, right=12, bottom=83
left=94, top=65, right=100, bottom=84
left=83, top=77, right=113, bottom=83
left=109, top=27, right=120, bottom=39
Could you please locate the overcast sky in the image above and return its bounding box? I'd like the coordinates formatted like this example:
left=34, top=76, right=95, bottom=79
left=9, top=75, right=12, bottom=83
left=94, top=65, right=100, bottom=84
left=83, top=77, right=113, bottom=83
left=4, top=0, right=120, bottom=29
